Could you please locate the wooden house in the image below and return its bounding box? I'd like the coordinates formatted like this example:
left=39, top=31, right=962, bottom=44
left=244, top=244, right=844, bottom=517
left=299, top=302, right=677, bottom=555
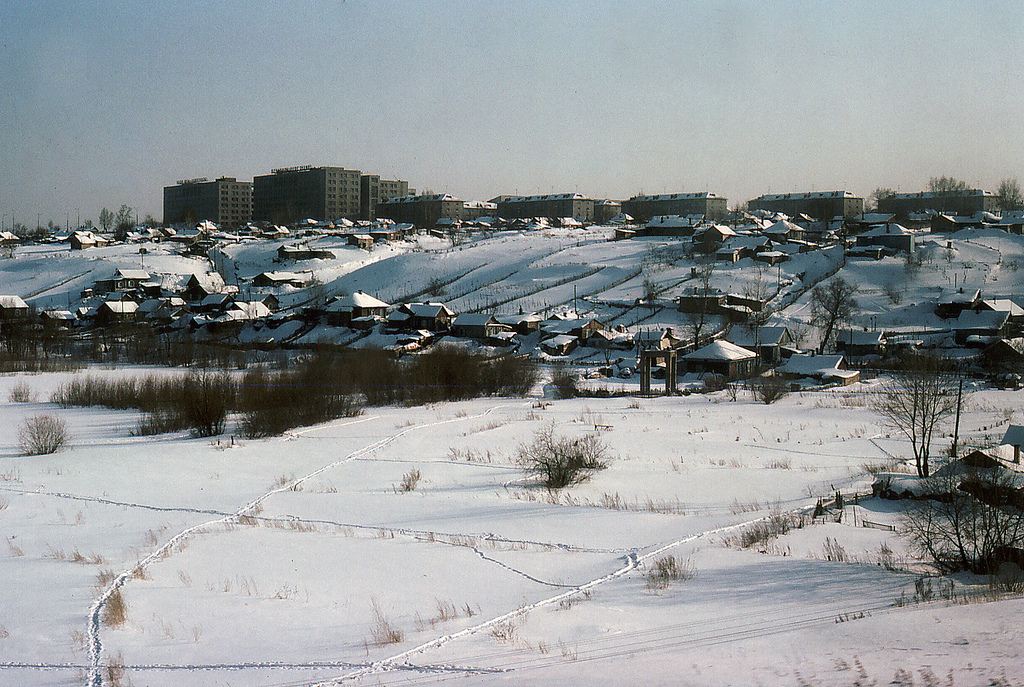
left=682, top=340, right=757, bottom=379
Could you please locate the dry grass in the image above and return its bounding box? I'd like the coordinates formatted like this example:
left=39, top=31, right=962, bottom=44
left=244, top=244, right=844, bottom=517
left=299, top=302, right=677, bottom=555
left=370, top=600, right=403, bottom=646
left=398, top=468, right=421, bottom=492
left=646, top=555, right=697, bottom=590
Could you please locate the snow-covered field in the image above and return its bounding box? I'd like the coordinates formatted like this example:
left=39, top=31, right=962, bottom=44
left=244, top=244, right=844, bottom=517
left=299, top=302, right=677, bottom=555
left=3, top=227, right=1024, bottom=685
left=1, top=370, right=1022, bottom=686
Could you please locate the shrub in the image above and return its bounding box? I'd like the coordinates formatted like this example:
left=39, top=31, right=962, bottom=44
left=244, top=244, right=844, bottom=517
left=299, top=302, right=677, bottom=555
left=646, top=555, right=696, bottom=590
left=179, top=369, right=232, bottom=437
left=8, top=382, right=33, bottom=403
left=750, top=376, right=790, bottom=404
left=18, top=415, right=69, bottom=455
left=398, top=469, right=421, bottom=492
left=550, top=369, right=579, bottom=399
left=517, top=422, right=609, bottom=489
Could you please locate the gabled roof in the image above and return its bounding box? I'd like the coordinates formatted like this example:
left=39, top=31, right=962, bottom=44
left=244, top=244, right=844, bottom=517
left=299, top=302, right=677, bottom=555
left=1002, top=425, right=1024, bottom=447
left=684, top=340, right=756, bottom=361
left=328, top=291, right=389, bottom=311
left=0, top=295, right=29, bottom=309
left=404, top=302, right=455, bottom=318
left=954, top=309, right=1009, bottom=330
left=453, top=313, right=498, bottom=327
left=778, top=354, right=848, bottom=377
left=727, top=326, right=792, bottom=348
left=114, top=268, right=150, bottom=281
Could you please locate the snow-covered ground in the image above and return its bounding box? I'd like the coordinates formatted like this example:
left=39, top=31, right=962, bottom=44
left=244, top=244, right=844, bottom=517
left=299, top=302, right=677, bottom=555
left=1, top=370, right=1022, bottom=686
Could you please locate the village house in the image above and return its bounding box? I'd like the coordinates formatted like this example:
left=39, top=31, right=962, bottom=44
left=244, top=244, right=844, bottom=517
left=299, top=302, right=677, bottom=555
left=94, top=268, right=151, bottom=294
left=0, top=295, right=31, bottom=322
left=387, top=302, right=455, bottom=332
left=251, top=271, right=311, bottom=289
left=634, top=327, right=683, bottom=351
left=953, top=309, right=1010, bottom=345
left=540, top=334, right=578, bottom=356
left=777, top=353, right=860, bottom=385
left=835, top=329, right=886, bottom=357
left=324, top=291, right=389, bottom=327
left=451, top=313, right=510, bottom=341
left=69, top=231, right=110, bottom=250
left=277, top=245, right=336, bottom=261
left=726, top=326, right=793, bottom=366
left=94, top=300, right=140, bottom=327
left=682, top=340, right=757, bottom=379
left=182, top=273, right=230, bottom=303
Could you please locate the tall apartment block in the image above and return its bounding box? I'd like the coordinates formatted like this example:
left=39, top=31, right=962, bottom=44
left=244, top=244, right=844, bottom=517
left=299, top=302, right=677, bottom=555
left=877, top=189, right=998, bottom=220
left=750, top=191, right=864, bottom=220
left=163, top=177, right=252, bottom=226
left=360, top=175, right=411, bottom=220
left=622, top=192, right=728, bottom=222
left=252, top=166, right=362, bottom=224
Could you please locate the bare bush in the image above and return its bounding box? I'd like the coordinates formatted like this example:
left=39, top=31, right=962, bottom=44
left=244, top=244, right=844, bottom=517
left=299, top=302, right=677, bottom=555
left=550, top=369, right=579, bottom=399
left=18, top=414, right=69, bottom=455
left=8, top=382, right=33, bottom=403
left=398, top=469, right=421, bottom=492
left=646, top=555, right=696, bottom=590
left=750, top=376, right=790, bottom=404
left=517, top=422, right=609, bottom=489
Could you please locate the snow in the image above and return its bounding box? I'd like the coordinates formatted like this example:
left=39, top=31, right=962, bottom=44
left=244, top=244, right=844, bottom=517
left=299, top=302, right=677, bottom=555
left=2, top=227, right=1024, bottom=684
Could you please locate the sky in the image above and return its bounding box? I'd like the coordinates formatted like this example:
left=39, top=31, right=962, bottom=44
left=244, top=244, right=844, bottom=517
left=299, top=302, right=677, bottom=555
left=1, top=0, right=1022, bottom=229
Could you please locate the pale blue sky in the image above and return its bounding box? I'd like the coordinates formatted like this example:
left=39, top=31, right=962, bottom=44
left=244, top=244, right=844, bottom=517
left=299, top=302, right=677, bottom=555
left=1, top=0, right=1021, bottom=227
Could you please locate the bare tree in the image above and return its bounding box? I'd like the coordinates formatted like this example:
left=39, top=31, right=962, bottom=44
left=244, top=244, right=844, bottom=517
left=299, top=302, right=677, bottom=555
left=810, top=276, right=857, bottom=354
left=683, top=258, right=717, bottom=349
left=99, top=208, right=114, bottom=233
left=114, top=204, right=134, bottom=241
left=903, top=467, right=1024, bottom=574
left=928, top=176, right=969, bottom=194
left=872, top=355, right=961, bottom=478
left=997, top=178, right=1023, bottom=213
left=867, top=187, right=895, bottom=213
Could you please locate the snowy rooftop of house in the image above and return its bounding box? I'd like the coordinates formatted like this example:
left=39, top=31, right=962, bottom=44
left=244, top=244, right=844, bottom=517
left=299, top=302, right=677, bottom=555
left=453, top=313, right=497, bottom=327
left=0, top=295, right=29, bottom=309
left=330, top=291, right=389, bottom=310
left=778, top=353, right=847, bottom=377
left=955, top=309, right=1009, bottom=329
left=838, top=329, right=884, bottom=345
left=764, top=219, right=804, bottom=234
left=727, top=327, right=791, bottom=348
left=647, top=215, right=701, bottom=227
left=1002, top=425, right=1024, bottom=447
left=684, top=340, right=756, bottom=361
left=982, top=299, right=1024, bottom=317
left=405, top=302, right=454, bottom=317
left=862, top=223, right=912, bottom=236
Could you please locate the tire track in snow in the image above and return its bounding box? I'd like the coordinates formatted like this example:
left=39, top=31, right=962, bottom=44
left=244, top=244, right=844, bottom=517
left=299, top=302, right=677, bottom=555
left=85, top=403, right=528, bottom=687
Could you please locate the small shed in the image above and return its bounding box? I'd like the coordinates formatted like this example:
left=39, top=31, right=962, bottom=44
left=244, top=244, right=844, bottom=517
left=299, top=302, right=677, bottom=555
left=1000, top=425, right=1024, bottom=464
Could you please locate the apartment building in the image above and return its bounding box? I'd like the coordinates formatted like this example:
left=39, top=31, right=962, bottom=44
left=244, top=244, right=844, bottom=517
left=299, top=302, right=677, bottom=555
left=163, top=177, right=252, bottom=226
left=878, top=189, right=998, bottom=220
left=252, top=166, right=362, bottom=224
left=750, top=191, right=864, bottom=220
left=622, top=192, right=728, bottom=222
left=496, top=193, right=596, bottom=222
left=377, top=193, right=466, bottom=227
left=360, top=175, right=412, bottom=220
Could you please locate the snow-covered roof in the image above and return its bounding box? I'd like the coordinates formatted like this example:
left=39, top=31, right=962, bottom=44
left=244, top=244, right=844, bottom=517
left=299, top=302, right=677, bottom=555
left=629, top=192, right=723, bottom=201
left=764, top=219, right=804, bottom=235
left=684, top=340, right=756, bottom=361
left=727, top=327, right=791, bottom=348
left=329, top=291, right=389, bottom=311
left=954, top=309, right=1009, bottom=329
left=453, top=313, right=497, bottom=327
left=0, top=295, right=29, bottom=309
left=1002, top=425, right=1024, bottom=447
left=778, top=354, right=849, bottom=378
left=756, top=191, right=860, bottom=201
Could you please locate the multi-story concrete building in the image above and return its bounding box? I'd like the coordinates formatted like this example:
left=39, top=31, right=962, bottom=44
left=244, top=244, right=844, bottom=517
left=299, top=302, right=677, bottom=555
left=621, top=192, right=727, bottom=222
left=360, top=175, right=411, bottom=220
left=252, top=166, right=362, bottom=224
left=163, top=177, right=252, bottom=226
left=496, top=194, right=595, bottom=222
left=877, top=189, right=998, bottom=220
left=750, top=191, right=864, bottom=220
left=377, top=194, right=466, bottom=227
